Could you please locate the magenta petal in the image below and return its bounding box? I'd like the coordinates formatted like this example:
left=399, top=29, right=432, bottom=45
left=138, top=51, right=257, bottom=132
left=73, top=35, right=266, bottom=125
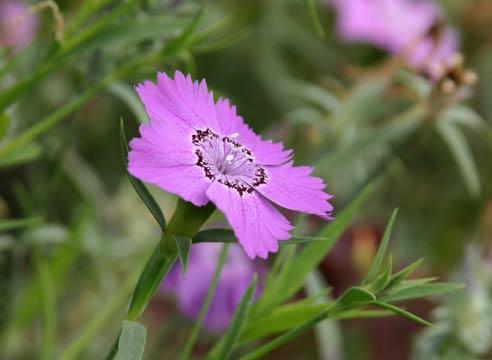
left=257, top=162, right=334, bottom=219
left=206, top=182, right=292, bottom=259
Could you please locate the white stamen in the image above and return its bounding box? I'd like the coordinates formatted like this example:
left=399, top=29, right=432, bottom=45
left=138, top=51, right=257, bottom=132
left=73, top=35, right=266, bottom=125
left=229, top=132, right=239, bottom=138
left=225, top=154, right=234, bottom=162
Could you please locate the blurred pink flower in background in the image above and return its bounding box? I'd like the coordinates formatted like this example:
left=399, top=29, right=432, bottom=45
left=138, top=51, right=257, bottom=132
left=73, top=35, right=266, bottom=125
left=331, top=0, right=458, bottom=77
left=0, top=0, right=37, bottom=50
left=161, top=243, right=265, bottom=331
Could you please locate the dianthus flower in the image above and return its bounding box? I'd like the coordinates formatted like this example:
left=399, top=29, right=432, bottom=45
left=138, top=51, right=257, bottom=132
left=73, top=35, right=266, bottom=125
left=128, top=71, right=333, bottom=259
left=0, top=0, right=37, bottom=50
left=162, top=243, right=264, bottom=331
left=331, top=0, right=458, bottom=77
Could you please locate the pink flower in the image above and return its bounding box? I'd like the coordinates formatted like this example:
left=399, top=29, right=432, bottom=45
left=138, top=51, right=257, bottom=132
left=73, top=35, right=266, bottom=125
left=0, top=0, right=37, bottom=50
left=162, top=243, right=265, bottom=331
left=331, top=0, right=458, bottom=76
left=128, top=71, right=334, bottom=259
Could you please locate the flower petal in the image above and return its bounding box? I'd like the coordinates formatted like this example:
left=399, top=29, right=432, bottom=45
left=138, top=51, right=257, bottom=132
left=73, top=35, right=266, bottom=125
left=257, top=162, right=334, bottom=219
left=128, top=128, right=211, bottom=206
left=205, top=182, right=292, bottom=259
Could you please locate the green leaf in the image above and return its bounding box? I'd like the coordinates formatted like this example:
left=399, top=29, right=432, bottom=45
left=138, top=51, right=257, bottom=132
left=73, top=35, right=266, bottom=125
left=162, top=6, right=206, bottom=56
left=0, top=217, right=42, bottom=232
left=193, top=228, right=348, bottom=245
left=0, top=112, right=9, bottom=140
left=381, top=282, right=464, bottom=303
left=109, top=83, right=148, bottom=124
left=362, top=209, right=398, bottom=285
left=239, top=312, right=328, bottom=360
left=118, top=321, right=147, bottom=360
left=120, top=119, right=166, bottom=231
left=0, top=143, right=41, bottom=168
left=253, top=184, right=373, bottom=314
left=174, top=235, right=192, bottom=275
left=127, top=243, right=176, bottom=321
left=386, top=258, right=425, bottom=288
left=217, top=275, right=258, bottom=360
left=436, top=120, right=481, bottom=198
left=440, top=105, right=487, bottom=131
left=305, top=0, right=325, bottom=37
left=332, top=287, right=376, bottom=311
left=371, top=301, right=434, bottom=328
left=241, top=303, right=328, bottom=342
left=180, top=244, right=229, bottom=360
left=371, top=255, right=393, bottom=293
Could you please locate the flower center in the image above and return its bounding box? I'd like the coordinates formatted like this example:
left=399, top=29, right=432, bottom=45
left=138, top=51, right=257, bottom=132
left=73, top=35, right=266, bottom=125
left=192, top=129, right=267, bottom=195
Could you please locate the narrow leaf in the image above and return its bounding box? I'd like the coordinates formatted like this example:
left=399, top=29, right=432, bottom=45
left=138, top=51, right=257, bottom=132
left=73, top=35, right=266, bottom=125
left=174, top=235, right=192, bottom=275
left=305, top=0, right=325, bottom=37
left=333, top=287, right=376, bottom=310
left=118, top=321, right=147, bottom=360
left=436, top=120, right=481, bottom=197
left=120, top=119, right=166, bottom=231
left=180, top=244, right=229, bottom=360
left=217, top=275, right=258, bottom=360
left=372, top=301, right=434, bottom=327
left=387, top=258, right=425, bottom=288
left=193, top=228, right=347, bottom=245
left=362, top=209, right=398, bottom=285
left=127, top=243, right=176, bottom=321
left=0, top=143, right=41, bottom=168
left=381, top=282, right=464, bottom=303
left=371, top=255, right=393, bottom=292
left=0, top=217, right=42, bottom=232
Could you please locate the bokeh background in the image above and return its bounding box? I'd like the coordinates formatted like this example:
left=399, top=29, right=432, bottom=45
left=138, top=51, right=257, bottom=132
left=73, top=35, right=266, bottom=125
left=0, top=0, right=491, bottom=359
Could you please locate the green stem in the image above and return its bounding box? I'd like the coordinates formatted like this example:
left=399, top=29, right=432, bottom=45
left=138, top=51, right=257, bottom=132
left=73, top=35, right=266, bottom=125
left=35, top=248, right=56, bottom=360
left=239, top=312, right=328, bottom=360
left=104, top=200, right=215, bottom=360
left=179, top=244, right=229, bottom=360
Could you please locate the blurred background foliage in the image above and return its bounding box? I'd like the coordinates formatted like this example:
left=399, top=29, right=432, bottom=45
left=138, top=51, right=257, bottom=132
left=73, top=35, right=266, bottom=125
left=0, top=0, right=491, bottom=359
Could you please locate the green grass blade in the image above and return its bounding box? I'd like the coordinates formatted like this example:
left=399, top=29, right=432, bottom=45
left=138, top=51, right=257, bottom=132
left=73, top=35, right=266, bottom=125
left=120, top=119, right=166, bottom=231
left=217, top=275, right=258, bottom=360
left=0, top=217, right=42, bottom=232
left=371, top=301, right=434, bottom=328
left=362, top=208, right=398, bottom=285
left=179, top=244, right=229, bottom=360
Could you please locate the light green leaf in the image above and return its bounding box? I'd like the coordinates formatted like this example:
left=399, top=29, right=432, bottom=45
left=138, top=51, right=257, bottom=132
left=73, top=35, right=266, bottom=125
left=381, top=282, right=464, bottom=303
left=0, top=217, right=42, bottom=232
left=0, top=112, right=9, bottom=140
left=305, top=0, right=325, bottom=37
left=0, top=143, right=41, bottom=168
left=118, top=321, right=147, bottom=360
left=440, top=105, right=487, bottom=130
left=436, top=120, right=481, bottom=198
left=120, top=119, right=166, bottom=231
left=372, top=301, right=434, bottom=328
left=371, top=255, right=393, bottom=292
left=386, top=258, right=425, bottom=288
left=362, top=209, right=398, bottom=285
left=193, top=228, right=350, bottom=245
left=174, top=235, right=192, bottom=275
left=180, top=244, right=229, bottom=360
left=110, top=83, right=147, bottom=124
left=217, top=275, right=257, bottom=360
left=241, top=303, right=328, bottom=342
left=332, top=287, right=376, bottom=311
